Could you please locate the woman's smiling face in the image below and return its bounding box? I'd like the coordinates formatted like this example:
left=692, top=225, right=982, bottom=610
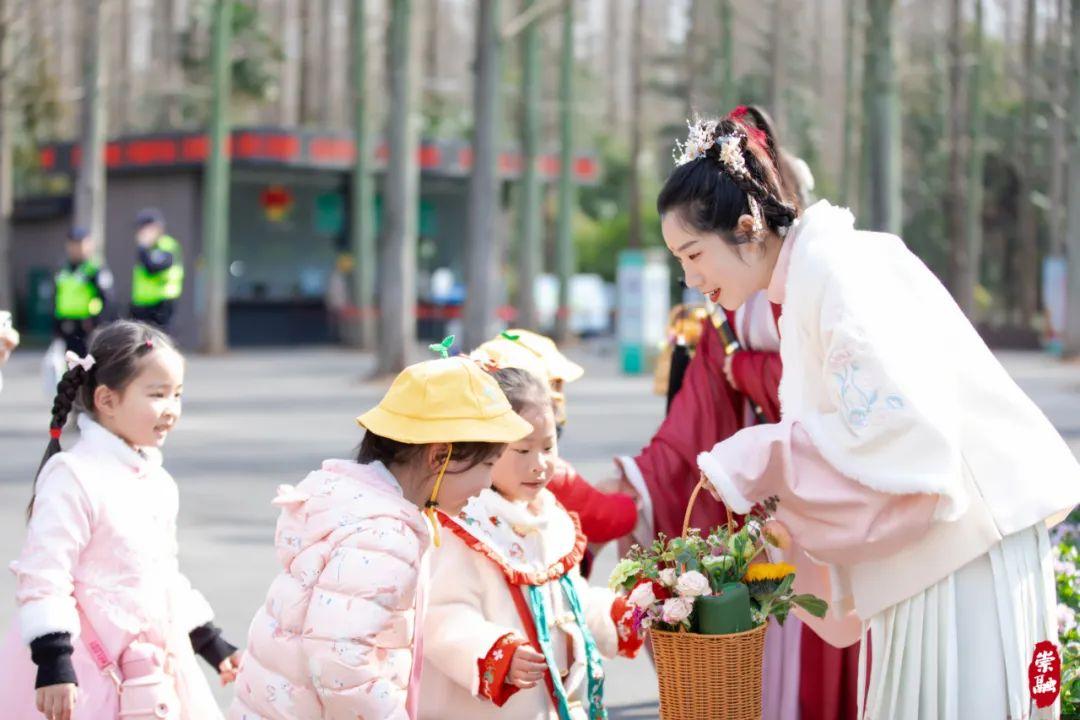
left=662, top=212, right=775, bottom=311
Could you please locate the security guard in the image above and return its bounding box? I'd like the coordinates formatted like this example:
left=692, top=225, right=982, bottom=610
left=131, top=208, right=184, bottom=331
left=54, top=227, right=112, bottom=356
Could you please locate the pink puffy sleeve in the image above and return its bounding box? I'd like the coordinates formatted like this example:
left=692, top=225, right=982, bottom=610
left=10, top=459, right=92, bottom=643
left=697, top=420, right=939, bottom=567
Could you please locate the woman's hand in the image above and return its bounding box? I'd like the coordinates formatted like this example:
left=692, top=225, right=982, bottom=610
left=218, top=650, right=243, bottom=685
left=36, top=683, right=77, bottom=720
left=723, top=353, right=740, bottom=391
left=506, top=644, right=547, bottom=689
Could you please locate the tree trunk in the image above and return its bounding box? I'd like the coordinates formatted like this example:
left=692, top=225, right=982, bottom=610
left=300, top=0, right=323, bottom=126
left=74, top=0, right=109, bottom=255
left=606, top=0, right=618, bottom=126
left=841, top=0, right=859, bottom=207
left=1050, top=0, right=1068, bottom=257
left=862, top=0, right=901, bottom=234
left=769, top=0, right=786, bottom=137
left=554, top=0, right=574, bottom=342
left=463, top=0, right=502, bottom=350
left=946, top=0, right=969, bottom=311
left=962, top=0, right=986, bottom=321
left=377, top=0, right=419, bottom=374
left=1014, top=0, right=1038, bottom=325
left=683, top=0, right=698, bottom=118
left=627, top=0, right=643, bottom=250
left=1064, top=0, right=1080, bottom=355
left=517, top=0, right=542, bottom=330
left=280, top=0, right=301, bottom=126
left=201, top=0, right=233, bottom=354
left=720, top=0, right=734, bottom=110
left=320, top=0, right=337, bottom=127
left=0, top=0, right=13, bottom=311
left=350, top=0, right=376, bottom=349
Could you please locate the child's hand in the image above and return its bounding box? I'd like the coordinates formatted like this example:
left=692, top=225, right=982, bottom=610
left=218, top=650, right=243, bottom=685
left=36, top=682, right=77, bottom=720
left=506, top=645, right=547, bottom=689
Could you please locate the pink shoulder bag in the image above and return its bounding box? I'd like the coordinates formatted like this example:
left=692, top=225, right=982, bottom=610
left=78, top=609, right=181, bottom=719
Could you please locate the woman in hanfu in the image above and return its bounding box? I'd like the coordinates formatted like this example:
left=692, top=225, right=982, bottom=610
left=662, top=108, right=1080, bottom=718
left=610, top=106, right=863, bottom=720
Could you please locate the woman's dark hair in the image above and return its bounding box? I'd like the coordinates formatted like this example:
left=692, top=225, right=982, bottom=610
left=29, top=320, right=178, bottom=518
left=489, top=367, right=550, bottom=416
left=658, top=105, right=800, bottom=246
left=356, top=432, right=504, bottom=474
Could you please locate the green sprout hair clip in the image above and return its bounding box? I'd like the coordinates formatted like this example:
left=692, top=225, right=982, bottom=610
left=428, top=335, right=456, bottom=359
left=500, top=331, right=520, bottom=342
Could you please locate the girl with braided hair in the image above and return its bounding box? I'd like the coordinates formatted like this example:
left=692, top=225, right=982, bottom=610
left=662, top=106, right=1080, bottom=717
left=0, top=320, right=240, bottom=720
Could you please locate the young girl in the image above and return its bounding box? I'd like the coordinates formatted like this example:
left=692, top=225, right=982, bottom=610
left=420, top=367, right=642, bottom=720
left=661, top=110, right=1080, bottom=717
left=0, top=320, right=240, bottom=720
left=471, top=333, right=638, bottom=551
left=229, top=355, right=531, bottom=720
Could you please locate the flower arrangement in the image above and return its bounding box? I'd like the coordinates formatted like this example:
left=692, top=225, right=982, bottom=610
left=1053, top=510, right=1080, bottom=713
left=609, top=498, right=827, bottom=635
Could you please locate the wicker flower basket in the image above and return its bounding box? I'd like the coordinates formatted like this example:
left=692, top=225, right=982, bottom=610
left=649, top=476, right=768, bottom=720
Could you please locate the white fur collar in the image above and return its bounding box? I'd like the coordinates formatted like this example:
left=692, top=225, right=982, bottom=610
left=441, top=488, right=585, bottom=585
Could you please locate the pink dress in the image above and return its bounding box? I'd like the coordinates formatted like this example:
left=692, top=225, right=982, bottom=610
left=0, top=415, right=224, bottom=720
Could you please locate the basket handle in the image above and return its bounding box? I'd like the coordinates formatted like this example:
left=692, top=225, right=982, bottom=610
left=683, top=473, right=735, bottom=539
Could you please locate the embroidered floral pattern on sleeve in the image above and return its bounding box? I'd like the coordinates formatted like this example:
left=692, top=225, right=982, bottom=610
left=610, top=595, right=644, bottom=658
left=828, top=346, right=904, bottom=430
left=478, top=632, right=530, bottom=707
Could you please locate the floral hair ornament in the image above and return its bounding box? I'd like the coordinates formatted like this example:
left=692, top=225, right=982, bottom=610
left=673, top=117, right=766, bottom=240
left=64, top=351, right=96, bottom=373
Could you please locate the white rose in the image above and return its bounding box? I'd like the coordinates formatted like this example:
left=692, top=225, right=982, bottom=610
left=658, top=568, right=677, bottom=587
left=661, top=597, right=695, bottom=625
left=675, top=570, right=711, bottom=598
left=628, top=582, right=657, bottom=609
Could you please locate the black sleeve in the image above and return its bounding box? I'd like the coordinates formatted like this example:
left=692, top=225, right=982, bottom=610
left=138, top=246, right=175, bottom=274
left=29, top=632, right=78, bottom=688
left=189, top=622, right=238, bottom=670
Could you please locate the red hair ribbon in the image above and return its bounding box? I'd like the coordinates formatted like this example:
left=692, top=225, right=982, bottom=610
left=727, top=106, right=768, bottom=149
left=49, top=427, right=62, bottom=440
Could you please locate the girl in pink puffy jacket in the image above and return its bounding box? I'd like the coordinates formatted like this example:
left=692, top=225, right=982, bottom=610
left=0, top=320, right=241, bottom=720
left=229, top=355, right=532, bottom=720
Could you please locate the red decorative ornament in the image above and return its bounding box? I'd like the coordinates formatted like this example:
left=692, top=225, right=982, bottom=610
left=726, top=105, right=768, bottom=149
left=49, top=427, right=62, bottom=440
left=1028, top=640, right=1061, bottom=709
left=260, top=185, right=294, bottom=222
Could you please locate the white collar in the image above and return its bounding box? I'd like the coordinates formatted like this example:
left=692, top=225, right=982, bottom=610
left=368, top=460, right=405, bottom=497
left=479, top=487, right=554, bottom=533
left=76, top=414, right=162, bottom=470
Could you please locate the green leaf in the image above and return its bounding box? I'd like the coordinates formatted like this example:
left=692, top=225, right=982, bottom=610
left=500, top=331, right=521, bottom=341
left=791, top=594, right=829, bottom=619
left=428, top=335, right=456, bottom=359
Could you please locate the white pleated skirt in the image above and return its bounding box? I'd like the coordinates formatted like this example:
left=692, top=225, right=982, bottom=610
left=859, top=523, right=1059, bottom=720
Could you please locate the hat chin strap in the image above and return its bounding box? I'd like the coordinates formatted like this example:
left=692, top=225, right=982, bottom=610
left=424, top=443, right=453, bottom=548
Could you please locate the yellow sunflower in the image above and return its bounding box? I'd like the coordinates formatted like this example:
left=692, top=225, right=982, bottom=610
left=743, top=562, right=796, bottom=583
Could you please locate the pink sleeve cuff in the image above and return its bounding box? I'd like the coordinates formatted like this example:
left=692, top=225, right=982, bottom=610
left=697, top=449, right=755, bottom=514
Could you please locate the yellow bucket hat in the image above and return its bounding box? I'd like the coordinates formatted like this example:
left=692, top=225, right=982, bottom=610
left=503, top=328, right=584, bottom=383
left=357, top=354, right=532, bottom=445
left=470, top=336, right=551, bottom=385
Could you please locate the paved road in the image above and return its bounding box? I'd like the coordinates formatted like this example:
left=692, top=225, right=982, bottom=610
left=1, top=344, right=1077, bottom=718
